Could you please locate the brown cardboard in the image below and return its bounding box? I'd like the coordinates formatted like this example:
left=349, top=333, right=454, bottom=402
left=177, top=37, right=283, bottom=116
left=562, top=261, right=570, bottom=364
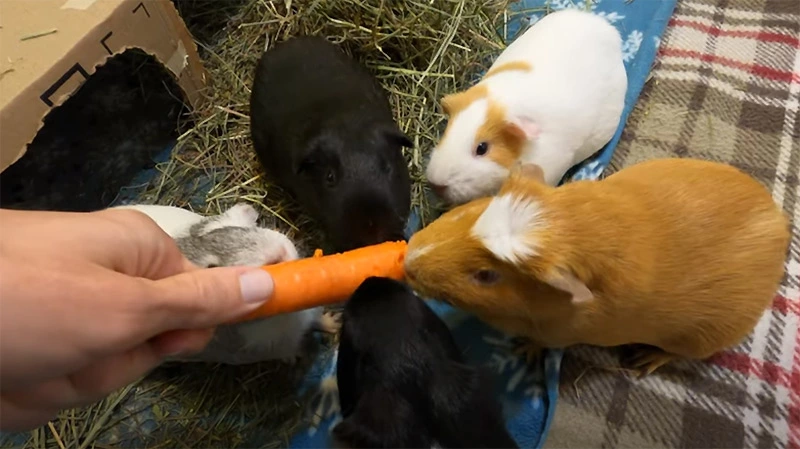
left=0, top=0, right=209, bottom=173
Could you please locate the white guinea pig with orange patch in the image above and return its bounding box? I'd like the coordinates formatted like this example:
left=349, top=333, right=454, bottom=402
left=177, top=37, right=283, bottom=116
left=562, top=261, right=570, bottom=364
left=425, top=9, right=627, bottom=205
left=405, top=158, right=790, bottom=376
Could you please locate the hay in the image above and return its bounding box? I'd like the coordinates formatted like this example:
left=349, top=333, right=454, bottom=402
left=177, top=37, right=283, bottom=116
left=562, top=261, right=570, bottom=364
left=135, top=0, right=517, bottom=250
left=8, top=0, right=528, bottom=447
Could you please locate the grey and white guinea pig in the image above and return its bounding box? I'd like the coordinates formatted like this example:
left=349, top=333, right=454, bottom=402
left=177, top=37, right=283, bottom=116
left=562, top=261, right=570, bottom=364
left=249, top=35, right=413, bottom=252
left=333, top=277, right=518, bottom=449
left=111, top=202, right=340, bottom=365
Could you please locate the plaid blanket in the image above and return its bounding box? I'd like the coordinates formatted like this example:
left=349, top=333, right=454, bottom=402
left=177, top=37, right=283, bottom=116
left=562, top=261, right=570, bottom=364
left=543, top=0, right=800, bottom=448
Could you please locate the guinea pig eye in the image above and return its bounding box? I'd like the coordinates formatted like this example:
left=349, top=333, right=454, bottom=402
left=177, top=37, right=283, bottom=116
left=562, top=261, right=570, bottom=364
left=325, top=169, right=337, bottom=186
left=472, top=269, right=500, bottom=285
left=475, top=142, right=489, bottom=157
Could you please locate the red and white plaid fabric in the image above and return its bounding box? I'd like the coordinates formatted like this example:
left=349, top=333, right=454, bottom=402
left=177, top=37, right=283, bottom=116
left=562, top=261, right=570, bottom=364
left=544, top=0, right=800, bottom=448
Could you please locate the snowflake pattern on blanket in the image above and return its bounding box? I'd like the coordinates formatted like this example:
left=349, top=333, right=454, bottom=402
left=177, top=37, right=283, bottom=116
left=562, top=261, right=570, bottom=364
left=287, top=1, right=677, bottom=447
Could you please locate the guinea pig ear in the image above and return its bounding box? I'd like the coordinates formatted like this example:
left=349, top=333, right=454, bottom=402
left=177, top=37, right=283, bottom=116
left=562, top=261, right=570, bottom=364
left=440, top=91, right=473, bottom=117
left=441, top=84, right=488, bottom=117
left=503, top=115, right=540, bottom=142
left=440, top=93, right=458, bottom=116
left=380, top=126, right=414, bottom=149
left=541, top=266, right=594, bottom=304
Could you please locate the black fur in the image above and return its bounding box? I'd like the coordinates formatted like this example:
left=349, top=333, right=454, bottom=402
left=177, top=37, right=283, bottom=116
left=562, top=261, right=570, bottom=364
left=249, top=36, right=412, bottom=252
left=333, top=277, right=519, bottom=449
left=0, top=49, right=188, bottom=212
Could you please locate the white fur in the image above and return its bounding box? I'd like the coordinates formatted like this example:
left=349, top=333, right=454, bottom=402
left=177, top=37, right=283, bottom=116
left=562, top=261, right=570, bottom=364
left=113, top=204, right=204, bottom=237
left=426, top=9, right=628, bottom=205
left=471, top=193, right=543, bottom=264
left=405, top=242, right=436, bottom=265
left=109, top=202, right=324, bottom=365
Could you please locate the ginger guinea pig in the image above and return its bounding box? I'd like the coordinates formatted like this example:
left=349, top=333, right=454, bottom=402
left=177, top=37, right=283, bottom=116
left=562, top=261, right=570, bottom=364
left=250, top=36, right=413, bottom=252
left=425, top=9, right=627, bottom=205
left=404, top=159, right=790, bottom=375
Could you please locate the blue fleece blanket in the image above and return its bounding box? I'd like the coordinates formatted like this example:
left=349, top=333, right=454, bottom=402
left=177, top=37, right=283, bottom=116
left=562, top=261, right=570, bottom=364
left=288, top=1, right=676, bottom=448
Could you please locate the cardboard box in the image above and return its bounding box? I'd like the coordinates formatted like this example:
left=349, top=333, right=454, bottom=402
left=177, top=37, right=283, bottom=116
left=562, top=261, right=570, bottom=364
left=0, top=0, right=208, bottom=174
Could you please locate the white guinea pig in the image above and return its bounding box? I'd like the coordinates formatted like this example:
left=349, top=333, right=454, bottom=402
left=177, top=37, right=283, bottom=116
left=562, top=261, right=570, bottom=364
left=112, top=202, right=340, bottom=365
left=425, top=8, right=628, bottom=205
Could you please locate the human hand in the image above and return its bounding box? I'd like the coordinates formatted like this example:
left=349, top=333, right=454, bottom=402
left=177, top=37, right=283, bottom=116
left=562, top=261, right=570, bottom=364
left=0, top=207, right=274, bottom=432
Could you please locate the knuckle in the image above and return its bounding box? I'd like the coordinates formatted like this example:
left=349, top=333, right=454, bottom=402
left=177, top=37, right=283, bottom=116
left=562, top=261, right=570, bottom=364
left=104, top=282, right=155, bottom=347
left=183, top=275, right=216, bottom=311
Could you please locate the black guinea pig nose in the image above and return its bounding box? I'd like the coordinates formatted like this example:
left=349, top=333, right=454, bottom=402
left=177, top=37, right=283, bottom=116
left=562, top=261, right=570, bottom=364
left=429, top=182, right=448, bottom=197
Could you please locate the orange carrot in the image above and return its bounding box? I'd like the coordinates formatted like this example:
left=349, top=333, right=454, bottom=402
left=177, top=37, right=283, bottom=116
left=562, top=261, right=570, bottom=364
left=231, top=240, right=408, bottom=322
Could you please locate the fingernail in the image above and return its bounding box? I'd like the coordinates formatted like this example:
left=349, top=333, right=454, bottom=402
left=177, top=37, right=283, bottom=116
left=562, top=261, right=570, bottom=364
left=239, top=269, right=274, bottom=304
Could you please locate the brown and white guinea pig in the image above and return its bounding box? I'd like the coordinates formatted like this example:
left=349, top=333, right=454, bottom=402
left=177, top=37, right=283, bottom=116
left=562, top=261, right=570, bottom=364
left=403, top=158, right=790, bottom=376
left=249, top=35, right=413, bottom=252
left=333, top=277, right=518, bottom=449
left=425, top=9, right=627, bottom=205
left=112, top=202, right=340, bottom=365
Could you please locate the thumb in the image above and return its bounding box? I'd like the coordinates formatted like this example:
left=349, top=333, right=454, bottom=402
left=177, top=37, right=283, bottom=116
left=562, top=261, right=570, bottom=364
left=143, top=266, right=274, bottom=333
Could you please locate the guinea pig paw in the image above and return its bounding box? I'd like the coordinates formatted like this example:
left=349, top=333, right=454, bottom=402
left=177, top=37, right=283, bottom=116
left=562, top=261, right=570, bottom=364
left=225, top=203, right=260, bottom=227
left=311, top=376, right=340, bottom=424
left=511, top=338, right=543, bottom=365
left=621, top=346, right=677, bottom=378
left=313, top=311, right=343, bottom=334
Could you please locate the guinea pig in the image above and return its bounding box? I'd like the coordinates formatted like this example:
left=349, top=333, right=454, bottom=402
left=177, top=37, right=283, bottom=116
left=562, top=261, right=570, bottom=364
left=112, top=203, right=204, bottom=238
left=249, top=35, right=413, bottom=252
left=333, top=276, right=518, bottom=449
left=112, top=202, right=340, bottom=365
left=404, top=158, right=790, bottom=376
left=425, top=9, right=627, bottom=205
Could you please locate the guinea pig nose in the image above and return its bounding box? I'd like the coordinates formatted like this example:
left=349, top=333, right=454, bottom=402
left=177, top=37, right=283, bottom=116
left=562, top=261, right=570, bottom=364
left=429, top=182, right=448, bottom=197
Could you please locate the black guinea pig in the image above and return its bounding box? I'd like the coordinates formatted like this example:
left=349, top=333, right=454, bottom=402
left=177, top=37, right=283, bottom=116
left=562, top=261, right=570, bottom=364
left=333, top=276, right=519, bottom=449
left=249, top=36, right=412, bottom=252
